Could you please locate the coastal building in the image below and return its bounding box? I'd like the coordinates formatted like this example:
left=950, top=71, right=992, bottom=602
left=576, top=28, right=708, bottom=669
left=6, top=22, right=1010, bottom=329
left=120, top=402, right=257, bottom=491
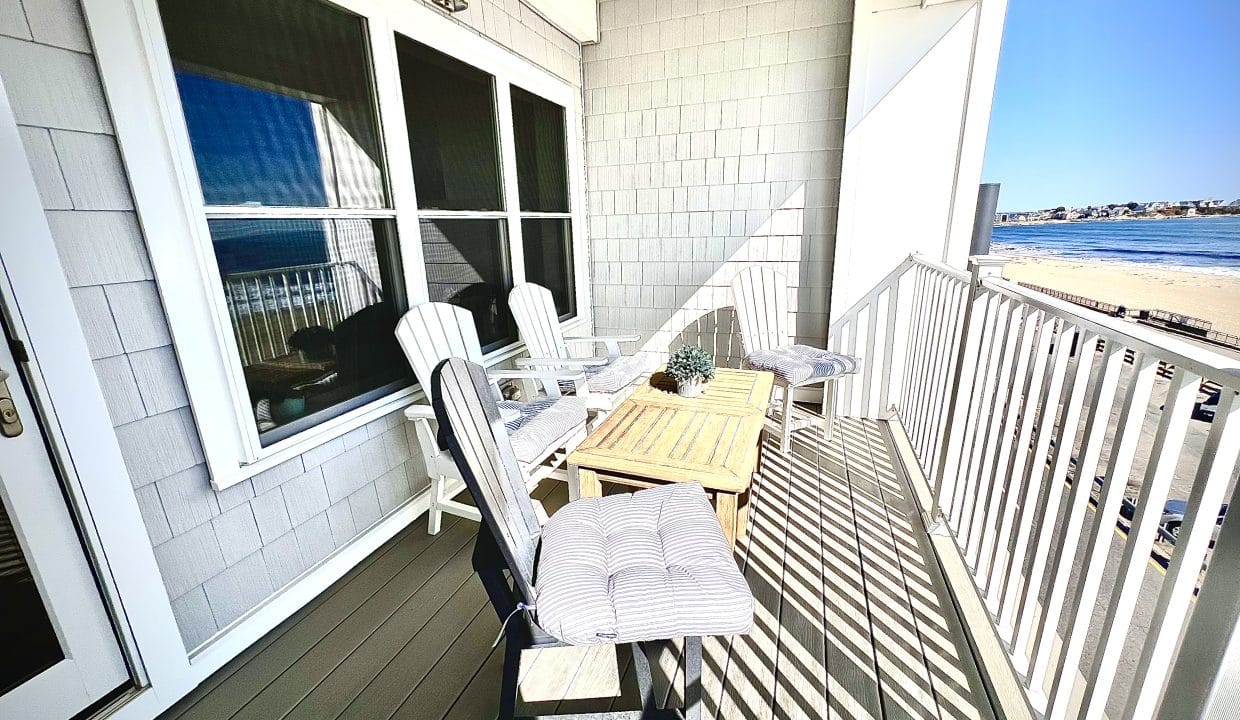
left=1, top=1, right=1236, bottom=720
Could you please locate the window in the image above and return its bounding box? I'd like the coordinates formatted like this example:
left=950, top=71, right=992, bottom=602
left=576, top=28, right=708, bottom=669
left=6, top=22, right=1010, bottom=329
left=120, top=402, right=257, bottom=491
left=159, top=0, right=411, bottom=444
left=397, top=37, right=516, bottom=349
left=121, top=0, right=586, bottom=482
left=512, top=87, right=575, bottom=319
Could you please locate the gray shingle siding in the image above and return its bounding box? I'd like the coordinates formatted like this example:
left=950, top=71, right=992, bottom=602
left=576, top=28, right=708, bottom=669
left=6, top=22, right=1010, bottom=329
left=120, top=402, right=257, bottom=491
left=1, top=0, right=581, bottom=651
left=585, top=0, right=851, bottom=365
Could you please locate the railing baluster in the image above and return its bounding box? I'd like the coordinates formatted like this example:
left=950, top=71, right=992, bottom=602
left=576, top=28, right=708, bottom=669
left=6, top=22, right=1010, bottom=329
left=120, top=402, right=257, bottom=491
left=966, top=303, right=1031, bottom=566
left=1043, top=353, right=1158, bottom=720
left=1010, top=329, right=1099, bottom=671
left=862, top=291, right=880, bottom=416
left=962, top=300, right=1023, bottom=556
left=901, top=266, right=930, bottom=449
left=1077, top=367, right=1202, bottom=720
left=932, top=274, right=989, bottom=521
left=995, top=322, right=1077, bottom=639
left=1026, top=337, right=1126, bottom=696
left=913, top=272, right=946, bottom=459
left=926, top=272, right=967, bottom=475
left=878, top=283, right=900, bottom=416
left=1126, top=389, right=1240, bottom=718
left=977, top=309, right=1047, bottom=594
left=951, top=292, right=1004, bottom=532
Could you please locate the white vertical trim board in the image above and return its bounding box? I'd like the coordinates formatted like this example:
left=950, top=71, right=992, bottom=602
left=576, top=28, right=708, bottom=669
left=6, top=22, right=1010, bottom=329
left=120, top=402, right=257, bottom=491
left=0, top=73, right=185, bottom=705
left=83, top=0, right=591, bottom=490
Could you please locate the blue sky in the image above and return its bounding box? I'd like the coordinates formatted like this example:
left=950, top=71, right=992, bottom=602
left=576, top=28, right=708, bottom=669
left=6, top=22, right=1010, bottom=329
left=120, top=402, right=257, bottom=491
left=981, top=0, right=1240, bottom=212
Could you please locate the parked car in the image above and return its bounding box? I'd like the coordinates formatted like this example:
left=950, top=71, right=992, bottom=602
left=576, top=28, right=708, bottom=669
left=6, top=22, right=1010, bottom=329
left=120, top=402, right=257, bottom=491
left=1161, top=499, right=1227, bottom=542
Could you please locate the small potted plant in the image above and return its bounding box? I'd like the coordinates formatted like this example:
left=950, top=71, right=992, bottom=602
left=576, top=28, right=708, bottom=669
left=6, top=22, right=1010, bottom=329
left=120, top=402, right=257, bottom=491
left=666, top=345, right=715, bottom=398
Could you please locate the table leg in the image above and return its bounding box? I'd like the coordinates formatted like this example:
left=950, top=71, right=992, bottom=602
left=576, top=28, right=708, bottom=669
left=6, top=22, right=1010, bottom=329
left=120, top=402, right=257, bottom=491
left=715, top=492, right=737, bottom=548
left=577, top=468, right=602, bottom=499
left=736, top=488, right=750, bottom=540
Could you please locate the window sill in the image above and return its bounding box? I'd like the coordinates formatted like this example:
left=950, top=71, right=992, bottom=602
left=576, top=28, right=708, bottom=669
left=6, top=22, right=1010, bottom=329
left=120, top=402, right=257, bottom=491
left=211, top=314, right=589, bottom=490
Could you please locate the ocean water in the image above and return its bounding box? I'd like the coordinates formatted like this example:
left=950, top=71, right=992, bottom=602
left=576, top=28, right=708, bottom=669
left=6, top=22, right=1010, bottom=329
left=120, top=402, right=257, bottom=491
left=991, top=216, right=1240, bottom=277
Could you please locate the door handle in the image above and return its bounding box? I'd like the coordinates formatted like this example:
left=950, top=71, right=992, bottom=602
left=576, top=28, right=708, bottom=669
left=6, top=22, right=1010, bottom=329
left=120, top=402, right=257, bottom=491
left=0, top=369, right=23, bottom=438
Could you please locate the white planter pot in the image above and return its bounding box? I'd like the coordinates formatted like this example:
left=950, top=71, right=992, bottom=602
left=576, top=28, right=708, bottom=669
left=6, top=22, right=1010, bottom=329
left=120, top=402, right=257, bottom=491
left=677, top=377, right=706, bottom=398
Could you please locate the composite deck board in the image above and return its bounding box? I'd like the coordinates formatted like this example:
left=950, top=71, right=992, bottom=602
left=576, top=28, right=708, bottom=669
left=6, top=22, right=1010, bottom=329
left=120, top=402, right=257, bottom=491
left=161, top=418, right=995, bottom=720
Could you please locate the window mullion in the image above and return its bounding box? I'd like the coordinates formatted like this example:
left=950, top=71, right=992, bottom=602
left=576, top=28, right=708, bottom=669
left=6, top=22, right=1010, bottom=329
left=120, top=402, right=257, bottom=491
left=369, top=15, right=429, bottom=304
left=495, top=78, right=525, bottom=287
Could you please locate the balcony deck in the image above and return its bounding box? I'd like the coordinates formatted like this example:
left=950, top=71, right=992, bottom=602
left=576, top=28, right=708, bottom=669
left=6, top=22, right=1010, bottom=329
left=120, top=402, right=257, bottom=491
left=161, top=417, right=995, bottom=720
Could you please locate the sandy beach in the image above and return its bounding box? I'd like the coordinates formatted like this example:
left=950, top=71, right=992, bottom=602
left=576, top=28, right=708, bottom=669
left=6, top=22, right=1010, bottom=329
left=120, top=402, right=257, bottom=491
left=1000, top=256, right=1240, bottom=337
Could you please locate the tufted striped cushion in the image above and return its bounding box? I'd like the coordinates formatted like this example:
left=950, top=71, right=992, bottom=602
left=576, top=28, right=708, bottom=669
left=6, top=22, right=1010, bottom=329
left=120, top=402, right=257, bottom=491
left=498, top=397, right=588, bottom=465
left=582, top=354, right=650, bottom=394
left=744, top=344, right=860, bottom=385
left=534, top=482, right=753, bottom=645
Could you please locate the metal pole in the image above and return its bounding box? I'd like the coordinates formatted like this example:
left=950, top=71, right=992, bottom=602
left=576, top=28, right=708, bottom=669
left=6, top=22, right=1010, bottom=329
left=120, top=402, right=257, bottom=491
left=971, top=183, right=1001, bottom=257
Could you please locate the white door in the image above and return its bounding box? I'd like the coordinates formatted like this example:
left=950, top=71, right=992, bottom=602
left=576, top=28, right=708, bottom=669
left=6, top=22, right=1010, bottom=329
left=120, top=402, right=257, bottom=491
left=0, top=307, right=129, bottom=717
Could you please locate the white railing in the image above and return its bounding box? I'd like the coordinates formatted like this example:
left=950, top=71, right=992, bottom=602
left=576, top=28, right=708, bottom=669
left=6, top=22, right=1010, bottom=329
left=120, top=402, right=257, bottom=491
left=828, top=254, right=1240, bottom=720
left=222, top=261, right=382, bottom=364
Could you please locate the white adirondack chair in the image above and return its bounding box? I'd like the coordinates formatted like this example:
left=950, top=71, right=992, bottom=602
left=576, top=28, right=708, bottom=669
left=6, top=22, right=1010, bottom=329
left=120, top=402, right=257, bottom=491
left=730, top=267, right=860, bottom=452
left=509, top=283, right=648, bottom=418
left=395, top=302, right=588, bottom=534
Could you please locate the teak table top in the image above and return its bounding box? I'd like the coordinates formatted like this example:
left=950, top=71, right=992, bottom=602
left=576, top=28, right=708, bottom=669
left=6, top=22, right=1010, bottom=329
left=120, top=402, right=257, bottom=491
left=568, top=368, right=774, bottom=493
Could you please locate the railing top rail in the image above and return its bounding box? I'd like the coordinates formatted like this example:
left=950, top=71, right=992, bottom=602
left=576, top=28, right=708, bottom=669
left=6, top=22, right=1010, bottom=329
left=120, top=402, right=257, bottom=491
left=909, top=253, right=971, bottom=282
left=224, top=260, right=371, bottom=281
left=982, top=275, right=1240, bottom=388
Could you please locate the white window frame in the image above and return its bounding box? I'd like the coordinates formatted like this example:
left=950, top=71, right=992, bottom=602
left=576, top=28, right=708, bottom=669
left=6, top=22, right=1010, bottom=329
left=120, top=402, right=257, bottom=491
left=93, top=0, right=590, bottom=489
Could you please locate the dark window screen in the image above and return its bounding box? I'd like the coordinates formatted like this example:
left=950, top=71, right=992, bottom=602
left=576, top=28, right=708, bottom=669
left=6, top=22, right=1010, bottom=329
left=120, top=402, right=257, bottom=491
left=420, top=219, right=515, bottom=349
left=522, top=218, right=574, bottom=319
left=397, top=37, right=503, bottom=211
left=511, top=86, right=569, bottom=213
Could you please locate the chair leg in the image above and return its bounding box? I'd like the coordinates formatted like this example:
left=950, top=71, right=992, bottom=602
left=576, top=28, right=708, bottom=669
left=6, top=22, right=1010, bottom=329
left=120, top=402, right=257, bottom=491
left=630, top=641, right=657, bottom=712
left=684, top=636, right=702, bottom=720
left=427, top=474, right=444, bottom=535
left=499, top=632, right=523, bottom=720
left=780, top=384, right=794, bottom=454
left=823, top=380, right=836, bottom=443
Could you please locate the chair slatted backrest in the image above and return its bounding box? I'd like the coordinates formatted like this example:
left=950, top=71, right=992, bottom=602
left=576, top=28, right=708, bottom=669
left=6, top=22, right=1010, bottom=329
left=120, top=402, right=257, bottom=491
left=395, top=302, right=490, bottom=392
left=510, top=283, right=568, bottom=361
left=731, top=266, right=791, bottom=354
left=431, top=358, right=540, bottom=600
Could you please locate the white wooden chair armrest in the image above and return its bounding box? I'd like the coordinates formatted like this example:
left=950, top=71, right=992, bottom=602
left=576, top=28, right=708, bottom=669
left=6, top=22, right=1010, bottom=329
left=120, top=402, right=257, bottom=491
left=564, top=334, right=640, bottom=362
left=513, top=354, right=610, bottom=366
left=487, top=368, right=586, bottom=399
left=407, top=400, right=518, bottom=424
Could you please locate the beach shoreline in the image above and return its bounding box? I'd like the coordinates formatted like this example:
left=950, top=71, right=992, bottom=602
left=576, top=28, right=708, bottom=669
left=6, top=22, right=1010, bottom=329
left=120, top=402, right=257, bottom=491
left=1000, top=255, right=1240, bottom=337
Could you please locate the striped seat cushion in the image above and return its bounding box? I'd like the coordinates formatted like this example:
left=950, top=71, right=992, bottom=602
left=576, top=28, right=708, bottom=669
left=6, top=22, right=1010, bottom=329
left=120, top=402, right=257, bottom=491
left=744, top=344, right=860, bottom=385
left=582, top=354, right=650, bottom=394
left=498, top=397, right=587, bottom=465
left=534, top=483, right=753, bottom=645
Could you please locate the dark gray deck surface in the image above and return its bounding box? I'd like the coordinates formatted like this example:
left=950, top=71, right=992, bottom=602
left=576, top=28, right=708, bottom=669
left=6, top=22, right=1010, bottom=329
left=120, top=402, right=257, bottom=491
left=161, top=417, right=994, bottom=720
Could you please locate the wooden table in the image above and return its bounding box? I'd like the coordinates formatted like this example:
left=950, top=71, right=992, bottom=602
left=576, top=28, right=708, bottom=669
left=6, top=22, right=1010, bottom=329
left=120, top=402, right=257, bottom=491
left=567, top=368, right=774, bottom=547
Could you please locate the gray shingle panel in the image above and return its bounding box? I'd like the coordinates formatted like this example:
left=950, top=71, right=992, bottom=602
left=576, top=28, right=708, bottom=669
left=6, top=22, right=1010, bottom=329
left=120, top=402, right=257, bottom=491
left=49, top=129, right=134, bottom=210
left=261, top=530, right=306, bottom=590
left=347, top=483, right=381, bottom=531
left=280, top=467, right=331, bottom=527
left=92, top=354, right=146, bottom=426
left=375, top=466, right=412, bottom=515
left=156, top=464, right=220, bottom=535
left=69, top=286, right=124, bottom=359
left=294, top=513, right=335, bottom=569
left=325, top=500, right=356, bottom=549
left=103, top=281, right=172, bottom=352
left=169, top=586, right=217, bottom=652
left=15, top=125, right=72, bottom=209
left=116, top=409, right=204, bottom=487
left=20, top=0, right=91, bottom=52
left=203, top=550, right=273, bottom=628
left=133, top=482, right=172, bottom=546
left=0, top=0, right=32, bottom=39
left=215, top=478, right=255, bottom=513
left=212, top=504, right=263, bottom=566
left=153, top=522, right=225, bottom=599
left=128, top=345, right=189, bottom=415
left=48, top=212, right=152, bottom=288
left=250, top=488, right=292, bottom=544
left=249, top=456, right=306, bottom=495
left=320, top=446, right=368, bottom=504
left=0, top=36, right=111, bottom=132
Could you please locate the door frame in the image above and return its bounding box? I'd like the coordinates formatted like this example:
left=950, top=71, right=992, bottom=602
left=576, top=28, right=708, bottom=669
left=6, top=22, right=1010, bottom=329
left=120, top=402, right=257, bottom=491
left=0, top=76, right=185, bottom=716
